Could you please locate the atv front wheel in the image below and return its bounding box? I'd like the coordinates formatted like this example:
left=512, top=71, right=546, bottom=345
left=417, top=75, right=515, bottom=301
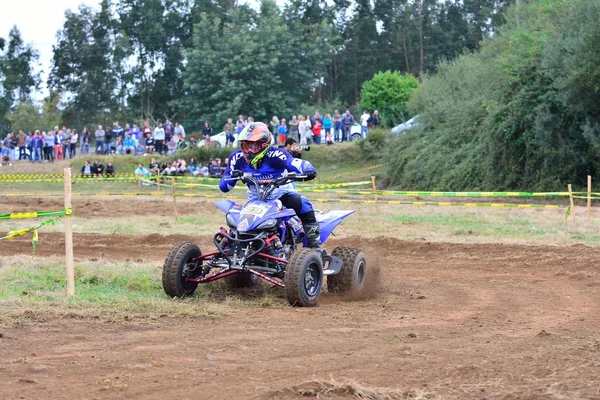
left=284, top=248, right=323, bottom=307
left=225, top=271, right=259, bottom=289
left=162, top=242, right=202, bottom=298
left=327, top=247, right=367, bottom=295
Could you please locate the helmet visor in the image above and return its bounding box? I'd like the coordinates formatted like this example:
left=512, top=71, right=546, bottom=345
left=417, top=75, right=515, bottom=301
left=241, top=141, right=266, bottom=154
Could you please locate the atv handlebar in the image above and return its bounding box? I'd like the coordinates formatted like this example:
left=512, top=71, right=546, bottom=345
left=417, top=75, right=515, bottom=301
left=226, top=171, right=308, bottom=201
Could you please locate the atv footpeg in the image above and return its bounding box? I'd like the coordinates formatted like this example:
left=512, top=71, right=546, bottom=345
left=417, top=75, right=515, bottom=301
left=322, top=255, right=343, bottom=276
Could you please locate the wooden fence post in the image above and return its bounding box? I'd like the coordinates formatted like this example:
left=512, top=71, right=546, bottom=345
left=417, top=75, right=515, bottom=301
left=587, top=175, right=591, bottom=223
left=171, top=177, right=179, bottom=221
left=568, top=183, right=578, bottom=233
left=371, top=175, right=377, bottom=201
left=64, top=168, right=75, bottom=296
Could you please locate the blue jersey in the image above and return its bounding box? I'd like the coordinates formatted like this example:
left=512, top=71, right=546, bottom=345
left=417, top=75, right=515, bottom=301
left=219, top=148, right=316, bottom=199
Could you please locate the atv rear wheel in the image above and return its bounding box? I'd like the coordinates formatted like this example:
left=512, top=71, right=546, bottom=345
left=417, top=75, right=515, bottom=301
left=162, top=242, right=202, bottom=298
left=327, top=247, right=367, bottom=295
left=284, top=248, right=323, bottom=307
left=225, top=271, right=259, bottom=289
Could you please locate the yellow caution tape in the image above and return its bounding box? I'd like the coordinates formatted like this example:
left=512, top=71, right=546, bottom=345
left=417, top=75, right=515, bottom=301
left=0, top=208, right=72, bottom=220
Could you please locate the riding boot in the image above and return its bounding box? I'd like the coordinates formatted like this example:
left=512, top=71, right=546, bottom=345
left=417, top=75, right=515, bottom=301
left=303, top=223, right=321, bottom=249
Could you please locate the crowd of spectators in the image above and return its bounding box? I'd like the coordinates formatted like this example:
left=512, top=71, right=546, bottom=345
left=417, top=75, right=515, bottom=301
left=1, top=109, right=381, bottom=167
left=131, top=156, right=227, bottom=180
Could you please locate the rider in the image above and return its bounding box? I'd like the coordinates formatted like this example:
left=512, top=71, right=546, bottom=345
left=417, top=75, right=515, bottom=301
left=219, top=122, right=321, bottom=250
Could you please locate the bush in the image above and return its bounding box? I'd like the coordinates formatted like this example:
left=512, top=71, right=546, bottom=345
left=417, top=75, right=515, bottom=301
left=360, top=71, right=419, bottom=127
left=356, top=129, right=390, bottom=160
left=387, top=0, right=600, bottom=191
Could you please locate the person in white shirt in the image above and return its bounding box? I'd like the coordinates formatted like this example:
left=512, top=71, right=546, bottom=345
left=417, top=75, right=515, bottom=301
left=360, top=110, right=371, bottom=138
left=153, top=122, right=166, bottom=154
left=174, top=122, right=186, bottom=139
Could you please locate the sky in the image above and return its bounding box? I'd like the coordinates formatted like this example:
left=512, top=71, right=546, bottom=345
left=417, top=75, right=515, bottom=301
left=0, top=0, right=102, bottom=98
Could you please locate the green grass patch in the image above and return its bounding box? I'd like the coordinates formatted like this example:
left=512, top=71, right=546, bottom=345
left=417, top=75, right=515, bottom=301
left=0, top=256, right=282, bottom=324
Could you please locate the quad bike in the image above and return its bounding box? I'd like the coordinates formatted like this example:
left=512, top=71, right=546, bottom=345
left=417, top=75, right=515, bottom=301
left=162, top=172, right=367, bottom=306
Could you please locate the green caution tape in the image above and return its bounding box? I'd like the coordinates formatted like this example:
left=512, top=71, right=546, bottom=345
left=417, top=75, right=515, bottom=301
left=0, top=208, right=72, bottom=221
left=0, top=215, right=64, bottom=255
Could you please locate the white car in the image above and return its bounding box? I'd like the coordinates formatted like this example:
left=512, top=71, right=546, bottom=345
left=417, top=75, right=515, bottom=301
left=198, top=131, right=237, bottom=148
left=391, top=116, right=420, bottom=135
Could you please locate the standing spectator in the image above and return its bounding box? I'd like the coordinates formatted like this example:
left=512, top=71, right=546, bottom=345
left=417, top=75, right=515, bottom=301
left=45, top=131, right=55, bottom=162
left=298, top=115, right=308, bottom=146
left=333, top=110, right=342, bottom=142
left=54, top=130, right=64, bottom=160
left=26, top=132, right=33, bottom=158
left=288, top=115, right=299, bottom=143
left=237, top=115, right=246, bottom=128
left=123, top=134, right=135, bottom=155
left=164, top=119, right=173, bottom=153
left=323, top=114, right=332, bottom=143
left=342, top=109, right=355, bottom=142
left=105, top=161, right=115, bottom=177
left=235, top=120, right=244, bottom=135
left=223, top=118, right=235, bottom=136
left=70, top=129, right=79, bottom=157
left=130, top=123, right=141, bottom=143
left=142, top=121, right=153, bottom=140
left=31, top=131, right=43, bottom=163
left=305, top=115, right=312, bottom=144
left=124, top=123, right=131, bottom=138
left=81, top=127, right=91, bottom=155
left=311, top=110, right=322, bottom=125
left=174, top=122, right=185, bottom=139
left=270, top=116, right=280, bottom=139
left=153, top=122, right=165, bottom=154
left=1, top=134, right=13, bottom=166
left=62, top=129, right=71, bottom=159
left=10, top=132, right=17, bottom=160
left=17, top=129, right=27, bottom=160
left=112, top=121, right=124, bottom=141
left=278, top=118, right=288, bottom=145
left=312, top=118, right=322, bottom=144
left=81, top=160, right=92, bottom=177
left=104, top=124, right=113, bottom=154
left=95, top=125, right=105, bottom=154
left=360, top=110, right=371, bottom=138
left=202, top=121, right=213, bottom=141
left=225, top=128, right=235, bottom=147
left=371, top=110, right=380, bottom=127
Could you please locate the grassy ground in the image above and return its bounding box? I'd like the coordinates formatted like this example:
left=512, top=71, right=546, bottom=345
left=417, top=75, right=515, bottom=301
left=0, top=255, right=279, bottom=324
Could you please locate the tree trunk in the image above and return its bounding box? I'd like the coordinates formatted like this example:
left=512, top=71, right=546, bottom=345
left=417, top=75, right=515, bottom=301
left=418, top=0, right=424, bottom=77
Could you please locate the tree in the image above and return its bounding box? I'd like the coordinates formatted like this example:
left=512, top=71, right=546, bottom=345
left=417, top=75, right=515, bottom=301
left=182, top=0, right=334, bottom=126
left=0, top=26, right=40, bottom=107
left=360, top=71, right=419, bottom=126
left=49, top=2, right=121, bottom=126
left=5, top=93, right=61, bottom=133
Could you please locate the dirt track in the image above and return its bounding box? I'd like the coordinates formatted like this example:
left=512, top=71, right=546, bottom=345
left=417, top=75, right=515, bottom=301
left=2, top=232, right=600, bottom=399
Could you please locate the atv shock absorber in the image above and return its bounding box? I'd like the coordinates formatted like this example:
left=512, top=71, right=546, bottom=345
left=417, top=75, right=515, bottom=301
left=264, top=234, right=282, bottom=254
